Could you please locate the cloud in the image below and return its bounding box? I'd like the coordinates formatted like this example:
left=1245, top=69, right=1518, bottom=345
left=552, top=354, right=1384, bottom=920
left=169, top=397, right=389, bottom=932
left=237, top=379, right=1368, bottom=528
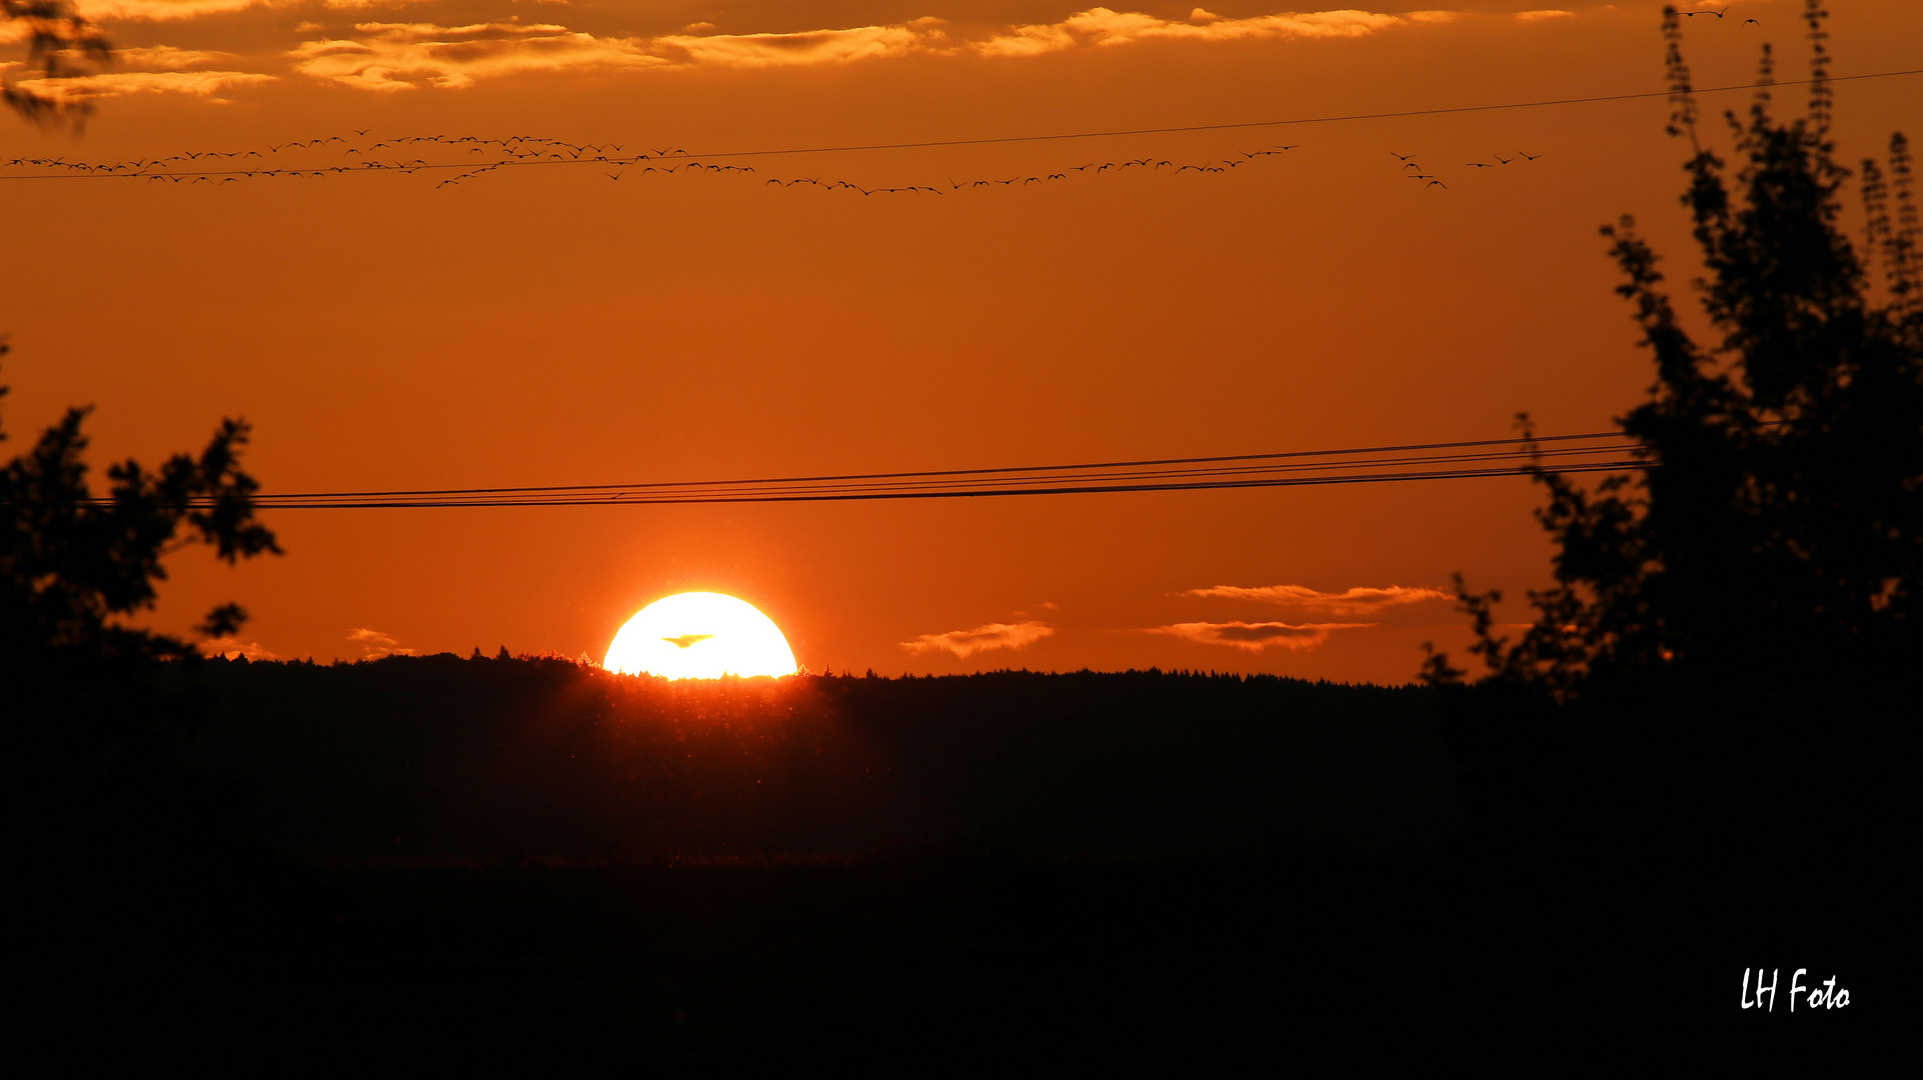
left=199, top=635, right=277, bottom=660
left=117, top=45, right=235, bottom=69
left=290, top=20, right=670, bottom=90
left=34, top=7, right=1464, bottom=98
left=977, top=7, right=1409, bottom=58
left=902, top=620, right=1055, bottom=659
left=1513, top=10, right=1576, bottom=22
left=72, top=0, right=273, bottom=22
left=5, top=68, right=276, bottom=101
left=1145, top=620, right=1370, bottom=651
left=288, top=8, right=1446, bottom=91
left=1182, top=583, right=1450, bottom=614
left=652, top=21, right=942, bottom=69
left=348, top=627, right=413, bottom=659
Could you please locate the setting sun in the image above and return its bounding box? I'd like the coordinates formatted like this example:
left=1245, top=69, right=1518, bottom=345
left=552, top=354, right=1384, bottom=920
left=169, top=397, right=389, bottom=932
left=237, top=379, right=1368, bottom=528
left=603, top=592, right=799, bottom=679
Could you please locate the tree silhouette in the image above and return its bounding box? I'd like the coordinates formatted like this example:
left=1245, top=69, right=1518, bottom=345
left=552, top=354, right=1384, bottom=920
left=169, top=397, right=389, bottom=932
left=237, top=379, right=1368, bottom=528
left=1, top=343, right=280, bottom=667
left=4, top=339, right=280, bottom=966
left=2, top=1, right=112, bottom=127
left=1425, top=2, right=1921, bottom=704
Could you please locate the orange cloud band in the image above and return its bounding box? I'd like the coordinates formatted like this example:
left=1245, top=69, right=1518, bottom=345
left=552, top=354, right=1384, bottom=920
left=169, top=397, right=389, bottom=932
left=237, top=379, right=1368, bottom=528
left=286, top=8, right=1460, bottom=92
left=1144, top=620, right=1371, bottom=651
left=38, top=7, right=1589, bottom=97
left=901, top=620, right=1055, bottom=658
left=1183, top=583, right=1450, bottom=614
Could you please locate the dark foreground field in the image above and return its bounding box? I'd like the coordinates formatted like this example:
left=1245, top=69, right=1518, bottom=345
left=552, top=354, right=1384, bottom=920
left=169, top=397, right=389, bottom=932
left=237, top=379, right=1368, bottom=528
left=17, top=657, right=1902, bottom=1067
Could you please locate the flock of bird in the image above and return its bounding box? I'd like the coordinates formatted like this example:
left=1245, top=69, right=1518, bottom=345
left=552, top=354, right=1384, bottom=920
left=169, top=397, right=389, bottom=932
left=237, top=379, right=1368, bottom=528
left=1388, top=148, right=1543, bottom=190
left=1, top=129, right=1550, bottom=197
left=741, top=148, right=1303, bottom=196
left=1679, top=6, right=1763, bottom=27
left=0, top=132, right=1327, bottom=194
left=2, top=133, right=661, bottom=187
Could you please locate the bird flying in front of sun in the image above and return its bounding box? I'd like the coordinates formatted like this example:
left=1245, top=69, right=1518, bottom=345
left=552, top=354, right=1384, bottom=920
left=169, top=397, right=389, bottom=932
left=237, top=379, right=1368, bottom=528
left=603, top=592, right=798, bottom=679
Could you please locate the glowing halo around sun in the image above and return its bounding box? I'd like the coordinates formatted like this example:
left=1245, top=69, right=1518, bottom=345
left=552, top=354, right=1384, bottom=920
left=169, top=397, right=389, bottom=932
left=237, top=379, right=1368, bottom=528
left=603, top=592, right=799, bottom=680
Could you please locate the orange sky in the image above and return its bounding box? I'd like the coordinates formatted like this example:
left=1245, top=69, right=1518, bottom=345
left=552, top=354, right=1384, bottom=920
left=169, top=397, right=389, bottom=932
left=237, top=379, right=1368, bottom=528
left=5, top=0, right=1919, bottom=681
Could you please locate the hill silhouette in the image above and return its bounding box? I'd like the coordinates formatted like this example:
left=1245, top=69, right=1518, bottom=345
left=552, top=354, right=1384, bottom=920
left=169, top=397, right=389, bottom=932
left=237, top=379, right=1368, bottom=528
left=181, top=656, right=1464, bottom=863
left=20, top=657, right=1891, bottom=1067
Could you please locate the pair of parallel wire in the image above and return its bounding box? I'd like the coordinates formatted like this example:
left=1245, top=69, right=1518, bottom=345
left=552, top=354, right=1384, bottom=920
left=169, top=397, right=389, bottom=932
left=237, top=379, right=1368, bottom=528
left=219, top=432, right=1642, bottom=509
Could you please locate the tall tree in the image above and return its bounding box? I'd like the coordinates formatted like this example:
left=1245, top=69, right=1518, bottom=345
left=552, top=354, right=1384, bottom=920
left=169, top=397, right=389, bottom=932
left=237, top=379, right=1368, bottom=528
left=1425, top=2, right=1922, bottom=706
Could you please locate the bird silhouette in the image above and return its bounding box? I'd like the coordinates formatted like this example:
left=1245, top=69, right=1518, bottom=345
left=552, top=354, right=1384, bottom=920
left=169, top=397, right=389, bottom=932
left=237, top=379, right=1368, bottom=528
left=19, top=121, right=1332, bottom=200
left=1518, top=150, right=1543, bottom=161
left=662, top=635, right=714, bottom=649
left=1681, top=5, right=1728, bottom=17
left=1426, top=180, right=1447, bottom=189
left=1744, top=18, right=1760, bottom=27
left=1492, top=154, right=1514, bottom=165
left=1391, top=151, right=1416, bottom=161
left=1466, top=162, right=1495, bottom=169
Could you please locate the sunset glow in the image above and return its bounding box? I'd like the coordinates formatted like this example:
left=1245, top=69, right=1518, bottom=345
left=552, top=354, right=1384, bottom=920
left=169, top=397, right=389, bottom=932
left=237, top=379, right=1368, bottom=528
left=10, top=1, right=1907, bottom=1048
left=11, top=1, right=1916, bottom=682
left=603, top=592, right=798, bottom=679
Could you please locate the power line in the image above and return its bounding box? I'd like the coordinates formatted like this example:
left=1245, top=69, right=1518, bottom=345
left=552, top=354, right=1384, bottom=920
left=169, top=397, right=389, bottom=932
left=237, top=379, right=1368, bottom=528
left=3, top=68, right=1916, bottom=185
left=185, top=460, right=1648, bottom=509
left=67, top=431, right=1646, bottom=510
left=256, top=430, right=1632, bottom=501
left=670, top=69, right=1923, bottom=162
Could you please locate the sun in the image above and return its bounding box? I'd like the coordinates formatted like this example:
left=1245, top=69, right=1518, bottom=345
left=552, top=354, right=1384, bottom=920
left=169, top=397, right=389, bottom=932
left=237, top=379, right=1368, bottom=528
left=603, top=592, right=799, bottom=679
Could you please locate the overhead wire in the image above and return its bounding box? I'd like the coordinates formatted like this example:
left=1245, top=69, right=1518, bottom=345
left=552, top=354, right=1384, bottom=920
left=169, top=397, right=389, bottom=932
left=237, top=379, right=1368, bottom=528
left=653, top=68, right=1923, bottom=162
left=12, top=64, right=1826, bottom=506
left=98, top=431, right=1652, bottom=510
left=255, top=430, right=1633, bottom=501
left=1, top=68, right=1917, bottom=185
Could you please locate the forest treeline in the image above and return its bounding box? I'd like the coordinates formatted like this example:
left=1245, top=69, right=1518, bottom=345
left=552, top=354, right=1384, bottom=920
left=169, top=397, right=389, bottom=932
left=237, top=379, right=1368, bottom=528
left=179, top=656, right=1463, bottom=863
